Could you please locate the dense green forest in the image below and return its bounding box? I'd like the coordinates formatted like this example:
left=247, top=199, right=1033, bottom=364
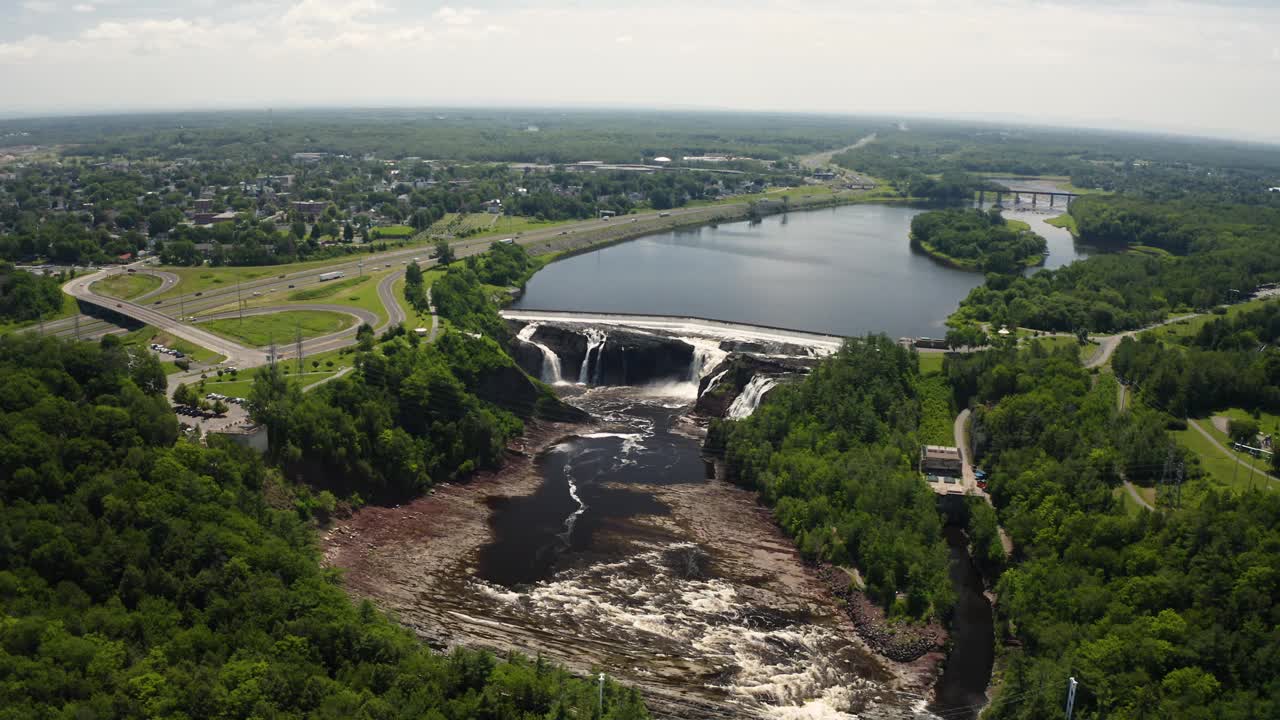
left=950, top=196, right=1280, bottom=332
left=2, top=109, right=877, bottom=164
left=910, top=208, right=1047, bottom=273
left=0, top=333, right=647, bottom=719
left=251, top=326, right=570, bottom=502
left=0, top=263, right=65, bottom=322
left=1113, top=303, right=1280, bottom=420
left=831, top=119, right=1280, bottom=202
left=707, top=336, right=954, bottom=619
left=943, top=342, right=1280, bottom=720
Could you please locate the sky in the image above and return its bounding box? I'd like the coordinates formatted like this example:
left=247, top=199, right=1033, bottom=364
left=2, top=0, right=1279, bottom=142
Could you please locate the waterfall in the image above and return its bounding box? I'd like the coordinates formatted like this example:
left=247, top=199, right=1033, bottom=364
left=592, top=332, right=609, bottom=385
left=700, top=367, right=731, bottom=398
left=517, top=323, right=565, bottom=384
left=727, top=375, right=777, bottom=419
left=687, top=337, right=729, bottom=383
left=579, top=329, right=607, bottom=385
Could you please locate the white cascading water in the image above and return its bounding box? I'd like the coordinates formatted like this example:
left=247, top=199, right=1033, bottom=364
left=727, top=375, right=778, bottom=419
left=578, top=329, right=607, bottom=384
left=517, top=323, right=565, bottom=384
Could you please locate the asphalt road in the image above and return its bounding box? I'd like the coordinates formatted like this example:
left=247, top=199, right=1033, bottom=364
left=62, top=272, right=262, bottom=367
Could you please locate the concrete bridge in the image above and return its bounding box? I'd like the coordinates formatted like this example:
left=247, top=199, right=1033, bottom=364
left=980, top=187, right=1079, bottom=208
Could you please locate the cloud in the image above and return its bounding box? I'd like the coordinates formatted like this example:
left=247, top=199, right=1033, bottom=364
left=0, top=0, right=1278, bottom=142
left=73, top=3, right=95, bottom=12
left=435, top=6, right=477, bottom=26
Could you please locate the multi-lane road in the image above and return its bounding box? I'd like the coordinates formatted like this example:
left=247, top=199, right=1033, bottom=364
left=43, top=197, right=770, bottom=366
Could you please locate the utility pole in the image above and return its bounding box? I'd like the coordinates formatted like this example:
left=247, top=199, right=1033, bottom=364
left=237, top=278, right=244, bottom=323
left=597, top=673, right=605, bottom=716
left=1065, top=676, right=1079, bottom=720
left=1174, top=461, right=1185, bottom=508
left=268, top=333, right=277, bottom=368
left=179, top=292, right=185, bottom=322
left=73, top=313, right=80, bottom=341
left=295, top=323, right=303, bottom=375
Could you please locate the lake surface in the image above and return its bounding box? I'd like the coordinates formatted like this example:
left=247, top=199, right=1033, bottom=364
left=515, top=204, right=986, bottom=339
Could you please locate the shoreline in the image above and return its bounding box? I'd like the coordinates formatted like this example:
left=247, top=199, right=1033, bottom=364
left=522, top=188, right=907, bottom=266
left=908, top=233, right=1046, bottom=273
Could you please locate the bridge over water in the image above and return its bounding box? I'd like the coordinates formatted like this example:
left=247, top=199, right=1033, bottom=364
left=981, top=187, right=1080, bottom=208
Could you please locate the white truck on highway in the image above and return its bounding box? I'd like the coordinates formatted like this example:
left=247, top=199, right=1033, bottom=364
left=318, top=271, right=345, bottom=282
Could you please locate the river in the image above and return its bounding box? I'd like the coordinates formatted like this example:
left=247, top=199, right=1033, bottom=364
left=514, top=201, right=1085, bottom=337
left=334, top=202, right=1044, bottom=718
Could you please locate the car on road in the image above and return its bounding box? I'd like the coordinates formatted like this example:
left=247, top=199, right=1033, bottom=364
left=288, top=284, right=295, bottom=288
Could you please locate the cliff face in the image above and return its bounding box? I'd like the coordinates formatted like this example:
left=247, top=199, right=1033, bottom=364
left=509, top=321, right=697, bottom=387
left=695, top=354, right=813, bottom=417
left=470, top=360, right=591, bottom=423
left=594, top=331, right=695, bottom=386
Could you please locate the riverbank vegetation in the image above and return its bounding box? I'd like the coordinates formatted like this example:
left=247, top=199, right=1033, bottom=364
left=0, top=333, right=648, bottom=719
left=910, top=208, right=1046, bottom=273
left=949, top=196, right=1280, bottom=332
left=944, top=341, right=1280, bottom=719
left=708, top=336, right=954, bottom=619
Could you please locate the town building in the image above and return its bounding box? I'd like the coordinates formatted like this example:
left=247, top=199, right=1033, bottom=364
left=920, top=445, right=963, bottom=475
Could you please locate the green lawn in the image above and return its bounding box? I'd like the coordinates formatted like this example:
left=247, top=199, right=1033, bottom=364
left=1044, top=213, right=1077, bottom=235
left=391, top=272, right=440, bottom=329
left=1193, top=414, right=1278, bottom=476
left=90, top=272, right=162, bottom=300
left=918, top=353, right=945, bottom=375
left=1173, top=421, right=1274, bottom=493
left=1146, top=297, right=1276, bottom=345
left=369, top=225, right=415, bottom=239
left=200, top=370, right=340, bottom=399
left=201, top=310, right=356, bottom=347
left=286, top=274, right=372, bottom=301
left=917, top=374, right=955, bottom=446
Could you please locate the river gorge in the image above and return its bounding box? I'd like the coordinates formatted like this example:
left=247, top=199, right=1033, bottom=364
left=325, top=201, right=1084, bottom=719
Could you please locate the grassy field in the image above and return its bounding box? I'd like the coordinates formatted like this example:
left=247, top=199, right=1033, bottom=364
left=1145, top=297, right=1276, bottom=344
left=1128, top=244, right=1174, bottom=258
left=1173, top=421, right=1275, bottom=493
left=918, top=353, right=945, bottom=374
left=287, top=274, right=372, bottom=301
left=391, top=268, right=443, bottom=328
left=369, top=225, right=415, bottom=239
left=1192, top=413, right=1278, bottom=476
left=917, top=374, right=955, bottom=445
left=202, top=310, right=356, bottom=347
left=90, top=272, right=162, bottom=300
left=1044, top=213, right=1077, bottom=235
left=199, top=345, right=357, bottom=397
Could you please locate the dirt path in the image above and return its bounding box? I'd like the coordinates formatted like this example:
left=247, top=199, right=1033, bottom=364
left=1123, top=481, right=1156, bottom=511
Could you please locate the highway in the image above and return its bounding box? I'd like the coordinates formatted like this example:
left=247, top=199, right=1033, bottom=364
left=43, top=188, right=855, bottom=368
left=62, top=272, right=262, bottom=367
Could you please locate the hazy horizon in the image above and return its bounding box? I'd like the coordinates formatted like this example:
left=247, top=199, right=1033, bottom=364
left=3, top=0, right=1279, bottom=144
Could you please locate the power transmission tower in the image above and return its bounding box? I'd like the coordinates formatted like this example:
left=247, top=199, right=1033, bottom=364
left=1173, top=461, right=1185, bottom=508
left=1065, top=676, right=1079, bottom=720
left=1159, top=446, right=1175, bottom=506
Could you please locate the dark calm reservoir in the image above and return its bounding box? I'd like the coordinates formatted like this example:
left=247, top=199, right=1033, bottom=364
left=514, top=204, right=987, bottom=338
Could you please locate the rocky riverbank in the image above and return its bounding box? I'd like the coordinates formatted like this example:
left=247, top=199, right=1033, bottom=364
left=816, top=565, right=947, bottom=662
